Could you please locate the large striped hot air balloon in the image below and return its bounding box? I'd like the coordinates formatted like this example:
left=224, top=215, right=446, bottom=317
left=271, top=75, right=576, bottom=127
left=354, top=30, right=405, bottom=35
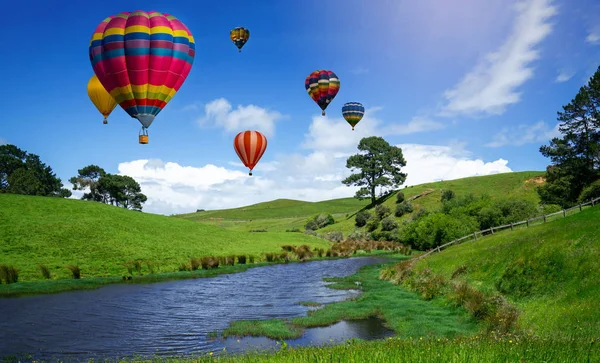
left=89, top=11, right=196, bottom=144
left=234, top=131, right=267, bottom=176
left=87, top=74, right=117, bottom=125
left=305, top=70, right=340, bottom=116
left=230, top=27, right=250, bottom=52
left=342, top=102, right=365, bottom=131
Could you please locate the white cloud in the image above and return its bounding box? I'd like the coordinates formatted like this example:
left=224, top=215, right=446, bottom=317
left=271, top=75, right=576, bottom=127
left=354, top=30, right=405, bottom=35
left=197, top=98, right=285, bottom=137
left=441, top=0, right=557, bottom=116
left=62, top=181, right=85, bottom=200
left=485, top=120, right=560, bottom=147
left=555, top=69, right=574, bottom=83
left=586, top=31, right=600, bottom=44
left=302, top=109, right=445, bottom=152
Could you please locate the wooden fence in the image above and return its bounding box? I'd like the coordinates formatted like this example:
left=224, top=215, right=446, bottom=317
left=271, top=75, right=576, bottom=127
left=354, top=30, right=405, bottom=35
left=414, top=196, right=600, bottom=261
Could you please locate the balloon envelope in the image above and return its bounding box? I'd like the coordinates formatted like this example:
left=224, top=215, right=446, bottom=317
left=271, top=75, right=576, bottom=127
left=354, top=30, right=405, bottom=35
left=234, top=131, right=267, bottom=176
left=342, top=102, right=365, bottom=130
left=89, top=11, right=195, bottom=130
left=230, top=27, right=250, bottom=51
left=305, top=70, right=340, bottom=116
left=87, top=74, right=117, bottom=124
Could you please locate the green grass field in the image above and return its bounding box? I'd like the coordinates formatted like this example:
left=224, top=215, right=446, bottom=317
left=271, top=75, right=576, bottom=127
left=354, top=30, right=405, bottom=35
left=0, top=193, right=330, bottom=284
left=176, top=171, right=545, bottom=235
left=411, top=204, right=600, bottom=338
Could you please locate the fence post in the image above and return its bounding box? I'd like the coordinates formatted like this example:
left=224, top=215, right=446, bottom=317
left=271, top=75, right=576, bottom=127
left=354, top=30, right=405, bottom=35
left=543, top=215, right=547, bottom=223
left=526, top=219, right=529, bottom=227
left=510, top=223, right=514, bottom=231
left=473, top=232, right=478, bottom=240
left=580, top=204, right=583, bottom=211
left=593, top=199, right=595, bottom=207
left=563, top=209, right=566, bottom=218
left=436, top=246, right=441, bottom=252
left=491, top=227, right=494, bottom=234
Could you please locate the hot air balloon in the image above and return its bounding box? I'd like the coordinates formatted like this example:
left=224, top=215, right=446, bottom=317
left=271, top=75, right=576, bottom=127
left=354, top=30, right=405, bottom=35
left=87, top=74, right=118, bottom=125
left=342, top=102, right=365, bottom=131
left=305, top=70, right=340, bottom=116
left=234, top=131, right=267, bottom=176
left=230, top=27, right=250, bottom=52
left=89, top=11, right=195, bottom=144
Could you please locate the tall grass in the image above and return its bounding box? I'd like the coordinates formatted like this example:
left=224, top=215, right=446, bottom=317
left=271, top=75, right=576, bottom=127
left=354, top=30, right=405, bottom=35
left=37, top=264, right=51, bottom=279
left=0, top=265, right=19, bottom=284
left=66, top=265, right=80, bottom=279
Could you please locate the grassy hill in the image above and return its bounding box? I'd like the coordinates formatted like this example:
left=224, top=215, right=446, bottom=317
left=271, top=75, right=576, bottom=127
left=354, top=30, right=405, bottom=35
left=177, top=171, right=545, bottom=234
left=0, top=194, right=330, bottom=283
left=409, top=204, right=600, bottom=338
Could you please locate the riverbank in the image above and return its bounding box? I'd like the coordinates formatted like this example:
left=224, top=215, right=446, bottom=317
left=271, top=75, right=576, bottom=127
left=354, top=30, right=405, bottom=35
left=0, top=250, right=397, bottom=298
left=219, top=257, right=479, bottom=341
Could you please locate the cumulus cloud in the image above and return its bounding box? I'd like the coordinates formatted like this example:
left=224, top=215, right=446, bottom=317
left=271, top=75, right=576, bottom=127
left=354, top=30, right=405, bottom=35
left=555, top=69, right=574, bottom=83
left=485, top=120, right=560, bottom=147
left=197, top=98, right=285, bottom=137
left=61, top=181, right=85, bottom=200
left=441, top=0, right=557, bottom=116
left=302, top=109, right=445, bottom=152
left=117, top=112, right=511, bottom=215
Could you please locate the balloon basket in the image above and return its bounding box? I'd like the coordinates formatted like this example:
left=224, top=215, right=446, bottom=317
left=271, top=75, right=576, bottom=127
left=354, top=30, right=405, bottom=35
left=139, top=128, right=149, bottom=144
left=103, top=119, right=108, bottom=125
left=322, top=111, right=326, bottom=116
left=249, top=171, right=253, bottom=176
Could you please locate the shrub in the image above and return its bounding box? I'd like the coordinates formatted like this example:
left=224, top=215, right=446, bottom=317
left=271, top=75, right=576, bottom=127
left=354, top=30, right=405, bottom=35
left=281, top=245, right=296, bottom=252
left=190, top=258, right=201, bottom=271
left=396, top=191, right=405, bottom=203
left=325, top=231, right=344, bottom=242
left=285, top=228, right=301, bottom=232
left=249, top=255, right=255, bottom=264
left=265, top=253, right=275, bottom=262
left=354, top=210, right=371, bottom=227
left=315, top=213, right=335, bottom=228
left=381, top=217, right=399, bottom=231
left=0, top=265, right=19, bottom=284
left=347, top=229, right=370, bottom=241
left=249, top=228, right=268, bottom=232
left=66, top=265, right=81, bottom=279
left=395, top=201, right=414, bottom=217
left=366, top=217, right=380, bottom=232
left=38, top=264, right=52, bottom=279
left=237, top=255, right=247, bottom=264
left=196, top=209, right=205, bottom=212
left=375, top=204, right=392, bottom=219
left=578, top=180, right=600, bottom=203
left=441, top=189, right=456, bottom=202
left=305, top=220, right=319, bottom=231
left=226, top=255, right=236, bottom=266
left=200, top=257, right=212, bottom=270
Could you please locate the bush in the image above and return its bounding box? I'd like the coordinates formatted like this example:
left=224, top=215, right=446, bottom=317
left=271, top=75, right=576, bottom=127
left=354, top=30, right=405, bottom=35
left=237, top=255, right=247, bottom=264
left=285, top=228, right=301, bottom=232
left=249, top=228, right=268, bottom=232
left=539, top=203, right=562, bottom=215
left=354, top=210, right=371, bottom=227
left=375, top=204, right=392, bottom=219
left=325, top=231, right=344, bottom=242
left=578, top=180, right=600, bottom=203
left=315, top=213, right=335, bottom=228
left=347, top=229, right=370, bottom=241
left=381, top=217, right=399, bottom=231
left=396, top=191, right=405, bottom=203
left=365, top=217, right=380, bottom=232
left=305, top=220, right=319, bottom=231
left=395, top=201, right=413, bottom=217
left=441, top=189, right=455, bottom=202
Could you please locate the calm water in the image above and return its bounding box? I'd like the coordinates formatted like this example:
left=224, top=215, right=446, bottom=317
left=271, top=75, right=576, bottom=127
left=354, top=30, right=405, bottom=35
left=0, top=256, right=394, bottom=361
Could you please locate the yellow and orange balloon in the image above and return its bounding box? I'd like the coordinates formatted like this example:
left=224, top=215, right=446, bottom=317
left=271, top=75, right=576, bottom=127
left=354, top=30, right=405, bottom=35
left=87, top=74, right=117, bottom=125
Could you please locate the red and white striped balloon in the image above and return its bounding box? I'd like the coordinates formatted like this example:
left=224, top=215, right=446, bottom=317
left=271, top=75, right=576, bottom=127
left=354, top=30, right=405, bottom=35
left=233, top=130, right=268, bottom=176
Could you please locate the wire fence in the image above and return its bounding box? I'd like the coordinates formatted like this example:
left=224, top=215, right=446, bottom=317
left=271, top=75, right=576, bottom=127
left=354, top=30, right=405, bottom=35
left=414, top=196, right=600, bottom=261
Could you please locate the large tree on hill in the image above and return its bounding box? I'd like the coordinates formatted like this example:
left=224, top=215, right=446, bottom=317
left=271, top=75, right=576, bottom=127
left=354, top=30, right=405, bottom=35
left=342, top=136, right=407, bottom=205
left=0, top=144, right=71, bottom=197
left=70, top=165, right=147, bottom=211
left=537, top=65, right=600, bottom=207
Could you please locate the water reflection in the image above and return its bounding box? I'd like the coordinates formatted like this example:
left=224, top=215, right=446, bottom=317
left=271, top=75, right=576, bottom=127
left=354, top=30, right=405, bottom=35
left=0, top=257, right=392, bottom=361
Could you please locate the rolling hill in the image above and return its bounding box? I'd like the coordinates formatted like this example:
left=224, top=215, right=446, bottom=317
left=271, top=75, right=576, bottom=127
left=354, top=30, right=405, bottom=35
left=176, top=171, right=546, bottom=234
left=410, top=203, right=600, bottom=337
left=0, top=193, right=330, bottom=283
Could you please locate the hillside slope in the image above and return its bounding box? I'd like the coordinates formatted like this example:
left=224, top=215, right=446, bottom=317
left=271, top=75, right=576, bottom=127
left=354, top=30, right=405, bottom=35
left=178, top=171, right=545, bottom=234
left=0, top=194, right=330, bottom=282
left=412, top=205, right=600, bottom=337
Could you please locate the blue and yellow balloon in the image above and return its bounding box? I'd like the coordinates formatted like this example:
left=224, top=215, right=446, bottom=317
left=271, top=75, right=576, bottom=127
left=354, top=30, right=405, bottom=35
left=342, top=102, right=365, bottom=130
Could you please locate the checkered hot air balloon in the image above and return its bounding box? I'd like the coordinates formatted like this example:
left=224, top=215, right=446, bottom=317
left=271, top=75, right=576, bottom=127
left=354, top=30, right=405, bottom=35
left=230, top=27, right=250, bottom=52
left=234, top=131, right=267, bottom=176
left=305, top=70, right=340, bottom=116
left=89, top=11, right=196, bottom=144
left=342, top=102, right=365, bottom=131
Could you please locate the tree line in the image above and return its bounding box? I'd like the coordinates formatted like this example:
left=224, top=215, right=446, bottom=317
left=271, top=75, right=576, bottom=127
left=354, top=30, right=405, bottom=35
left=0, top=145, right=147, bottom=211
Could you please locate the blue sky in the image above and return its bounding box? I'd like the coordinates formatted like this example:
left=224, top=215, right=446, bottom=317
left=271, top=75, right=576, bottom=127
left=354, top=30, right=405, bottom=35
left=1, top=0, right=599, bottom=215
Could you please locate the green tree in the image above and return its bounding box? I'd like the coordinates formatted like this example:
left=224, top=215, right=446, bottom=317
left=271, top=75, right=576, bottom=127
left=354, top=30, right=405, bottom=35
left=538, top=66, right=600, bottom=206
left=96, top=174, right=147, bottom=211
left=0, top=144, right=71, bottom=197
left=342, top=136, right=407, bottom=205
left=69, top=165, right=107, bottom=202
